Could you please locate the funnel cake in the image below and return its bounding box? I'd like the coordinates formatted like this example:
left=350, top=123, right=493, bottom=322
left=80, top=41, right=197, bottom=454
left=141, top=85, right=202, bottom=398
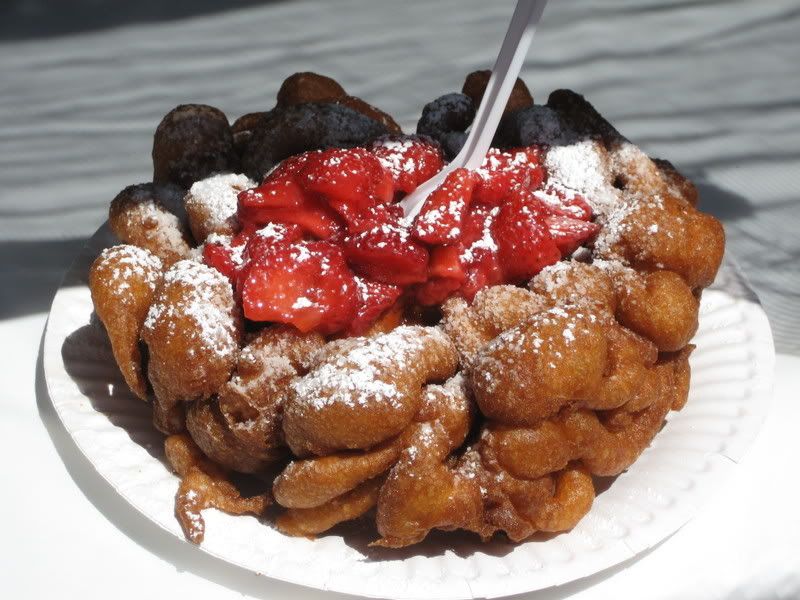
left=88, top=70, right=723, bottom=547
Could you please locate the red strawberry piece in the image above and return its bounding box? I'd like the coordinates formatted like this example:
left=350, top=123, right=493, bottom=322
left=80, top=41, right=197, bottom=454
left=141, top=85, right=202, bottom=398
left=492, top=186, right=561, bottom=282
left=296, top=148, right=393, bottom=230
left=242, top=222, right=304, bottom=263
left=238, top=177, right=305, bottom=210
left=349, top=277, right=404, bottom=335
left=240, top=240, right=357, bottom=335
left=428, top=244, right=466, bottom=281
left=413, top=168, right=479, bottom=244
left=414, top=276, right=463, bottom=306
left=343, top=223, right=429, bottom=285
left=456, top=203, right=504, bottom=300
left=473, top=147, right=545, bottom=205
left=202, top=240, right=241, bottom=282
left=343, top=202, right=405, bottom=236
left=534, top=183, right=593, bottom=221
left=264, top=153, right=311, bottom=181
left=460, top=262, right=504, bottom=302
left=371, top=135, right=445, bottom=197
left=545, top=215, right=600, bottom=256
left=238, top=192, right=343, bottom=239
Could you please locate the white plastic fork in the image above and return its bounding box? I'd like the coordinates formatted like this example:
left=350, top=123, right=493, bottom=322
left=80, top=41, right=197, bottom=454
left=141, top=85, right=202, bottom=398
left=400, top=0, right=548, bottom=220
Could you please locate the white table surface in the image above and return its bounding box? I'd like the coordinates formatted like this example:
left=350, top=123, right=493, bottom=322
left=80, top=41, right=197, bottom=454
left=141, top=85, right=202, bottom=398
left=2, top=0, right=799, bottom=598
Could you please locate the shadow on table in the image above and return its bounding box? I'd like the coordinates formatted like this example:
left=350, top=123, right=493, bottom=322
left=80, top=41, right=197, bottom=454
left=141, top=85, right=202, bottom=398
left=0, top=238, right=86, bottom=320
left=0, top=0, right=284, bottom=41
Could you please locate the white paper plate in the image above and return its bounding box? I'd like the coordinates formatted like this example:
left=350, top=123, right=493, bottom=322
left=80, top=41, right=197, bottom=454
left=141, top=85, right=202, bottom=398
left=42, top=225, right=775, bottom=600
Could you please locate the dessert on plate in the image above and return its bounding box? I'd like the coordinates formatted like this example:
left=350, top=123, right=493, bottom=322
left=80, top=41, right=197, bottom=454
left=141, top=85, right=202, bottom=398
left=88, top=71, right=724, bottom=548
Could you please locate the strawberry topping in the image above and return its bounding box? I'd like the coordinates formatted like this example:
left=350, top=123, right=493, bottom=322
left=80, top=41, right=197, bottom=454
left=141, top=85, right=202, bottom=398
left=413, top=168, right=479, bottom=244
left=343, top=224, right=430, bottom=285
left=350, top=277, right=404, bottom=335
left=209, top=140, right=599, bottom=335
left=473, top=147, right=545, bottom=205
left=371, top=135, right=445, bottom=197
left=240, top=240, right=356, bottom=335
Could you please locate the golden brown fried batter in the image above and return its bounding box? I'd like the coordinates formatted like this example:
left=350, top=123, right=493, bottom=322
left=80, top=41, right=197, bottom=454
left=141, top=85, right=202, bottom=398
left=471, top=306, right=608, bottom=426
left=142, top=260, right=241, bottom=433
left=165, top=434, right=270, bottom=544
left=109, top=183, right=191, bottom=266
left=282, top=326, right=459, bottom=456
left=614, top=268, right=700, bottom=352
left=478, top=347, right=691, bottom=481
left=184, top=173, right=255, bottom=242
left=374, top=375, right=488, bottom=547
left=91, top=80, right=724, bottom=548
left=441, top=285, right=548, bottom=367
left=274, top=439, right=403, bottom=510
left=152, top=104, right=238, bottom=188
left=89, top=245, right=162, bottom=399
left=530, top=261, right=617, bottom=314
left=653, top=157, right=699, bottom=206
left=532, top=260, right=700, bottom=353
left=186, top=326, right=325, bottom=473
left=546, top=89, right=724, bottom=289
left=275, top=476, right=384, bottom=538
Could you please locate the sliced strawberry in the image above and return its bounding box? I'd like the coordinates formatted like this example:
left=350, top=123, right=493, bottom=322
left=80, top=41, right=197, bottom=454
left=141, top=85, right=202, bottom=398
left=492, top=186, right=561, bottom=282
left=238, top=177, right=305, bottom=210
left=460, top=262, right=504, bottom=302
left=474, top=147, right=545, bottom=205
left=202, top=240, right=240, bottom=282
left=296, top=148, right=393, bottom=230
left=243, top=222, right=304, bottom=263
left=240, top=240, right=357, bottom=335
left=457, top=203, right=504, bottom=300
left=238, top=192, right=343, bottom=239
left=428, top=244, right=466, bottom=281
left=414, top=276, right=463, bottom=306
left=371, top=135, right=445, bottom=197
left=413, top=168, right=478, bottom=244
left=343, top=224, right=429, bottom=285
left=349, top=277, right=404, bottom=335
left=534, top=184, right=593, bottom=221
left=545, top=215, right=600, bottom=256
left=344, top=202, right=405, bottom=236
left=264, top=153, right=311, bottom=181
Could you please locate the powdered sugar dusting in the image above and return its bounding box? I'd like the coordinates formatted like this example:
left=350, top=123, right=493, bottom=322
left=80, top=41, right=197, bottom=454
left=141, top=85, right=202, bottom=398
left=144, top=260, right=238, bottom=358
left=291, top=326, right=444, bottom=413
left=98, top=245, right=162, bottom=294
left=185, top=173, right=255, bottom=238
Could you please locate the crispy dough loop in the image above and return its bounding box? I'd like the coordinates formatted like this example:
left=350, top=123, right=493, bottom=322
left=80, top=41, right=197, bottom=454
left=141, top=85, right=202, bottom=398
left=165, top=434, right=270, bottom=545
left=374, top=375, right=487, bottom=547
left=109, top=183, right=191, bottom=266
left=142, top=260, right=241, bottom=434
left=531, top=260, right=700, bottom=353
left=471, top=306, right=608, bottom=426
left=441, top=285, right=548, bottom=367
left=486, top=346, right=691, bottom=476
left=89, top=245, right=163, bottom=399
left=186, top=326, right=325, bottom=473
left=275, top=476, right=384, bottom=538
left=546, top=89, right=724, bottom=289
left=282, top=326, right=459, bottom=456
left=184, top=173, right=255, bottom=243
